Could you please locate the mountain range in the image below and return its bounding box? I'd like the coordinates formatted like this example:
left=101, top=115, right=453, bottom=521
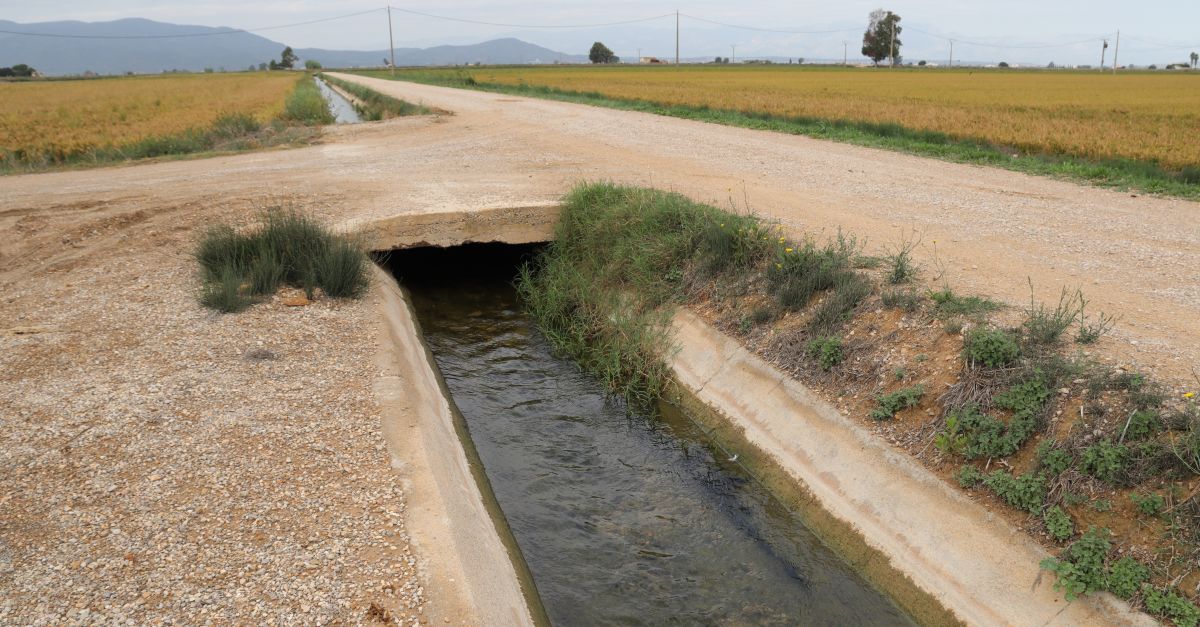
left=0, top=18, right=585, bottom=75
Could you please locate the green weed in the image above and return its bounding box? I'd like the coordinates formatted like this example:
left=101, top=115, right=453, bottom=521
left=983, top=469, right=1046, bottom=514
left=1081, top=440, right=1131, bottom=485
left=963, top=327, right=1021, bottom=368
left=880, top=288, right=921, bottom=312
left=871, top=385, right=924, bottom=420
left=1044, top=505, right=1074, bottom=542
left=806, top=336, right=844, bottom=371
left=929, top=289, right=1002, bottom=319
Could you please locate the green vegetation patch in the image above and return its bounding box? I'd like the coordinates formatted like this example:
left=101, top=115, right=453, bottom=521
left=194, top=208, right=369, bottom=312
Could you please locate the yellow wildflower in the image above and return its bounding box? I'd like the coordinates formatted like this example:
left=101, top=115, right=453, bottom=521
left=785, top=248, right=794, bottom=253
left=775, top=263, right=782, bottom=269
left=1186, top=392, right=1196, bottom=399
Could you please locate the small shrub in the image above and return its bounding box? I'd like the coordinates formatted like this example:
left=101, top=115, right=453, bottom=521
left=944, top=403, right=1038, bottom=460
left=1036, top=440, right=1072, bottom=477
left=767, top=234, right=857, bottom=312
left=1044, top=505, right=1074, bottom=542
left=956, top=465, right=984, bottom=487
left=929, top=288, right=1001, bottom=319
left=807, top=336, right=844, bottom=371
left=881, top=288, right=921, bottom=312
left=884, top=232, right=920, bottom=284
left=936, top=413, right=969, bottom=455
left=196, top=224, right=255, bottom=280
left=1091, top=499, right=1112, bottom=512
left=1022, top=282, right=1081, bottom=346
left=1125, top=410, right=1162, bottom=441
left=963, top=327, right=1020, bottom=368
left=1081, top=440, right=1130, bottom=484
left=994, top=378, right=1051, bottom=419
left=943, top=318, right=964, bottom=335
left=1039, top=526, right=1110, bottom=601
left=749, top=306, right=772, bottom=324
left=1130, top=492, right=1166, bottom=516
left=807, top=271, right=871, bottom=332
left=1143, top=585, right=1200, bottom=627
left=697, top=217, right=773, bottom=275
left=871, top=384, right=924, bottom=420
left=983, top=469, right=1046, bottom=514
left=1075, top=295, right=1118, bottom=344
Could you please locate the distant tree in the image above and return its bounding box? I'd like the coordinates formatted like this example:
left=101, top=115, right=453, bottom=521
left=268, top=60, right=279, bottom=71
left=305, top=59, right=322, bottom=70
left=1192, top=52, right=1198, bottom=68
left=715, top=56, right=723, bottom=64
left=248, top=65, right=256, bottom=72
left=998, top=61, right=1009, bottom=68
left=382, top=57, right=390, bottom=67
left=589, top=41, right=618, bottom=64
left=796, top=57, right=805, bottom=64
left=258, top=62, right=268, bottom=71
left=1148, top=64, right=1157, bottom=70
left=279, top=46, right=298, bottom=69
left=918, top=60, right=926, bottom=66
left=862, top=9, right=902, bottom=65
left=1047, top=61, right=1056, bottom=68
left=2, top=63, right=37, bottom=77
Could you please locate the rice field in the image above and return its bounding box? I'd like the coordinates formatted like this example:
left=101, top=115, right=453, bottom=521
left=0, top=72, right=301, bottom=165
left=449, top=65, right=1200, bottom=170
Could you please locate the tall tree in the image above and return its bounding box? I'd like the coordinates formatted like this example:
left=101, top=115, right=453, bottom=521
left=279, top=46, right=298, bottom=69
left=861, top=9, right=902, bottom=66
left=589, top=42, right=618, bottom=64
left=1192, top=52, right=1198, bottom=68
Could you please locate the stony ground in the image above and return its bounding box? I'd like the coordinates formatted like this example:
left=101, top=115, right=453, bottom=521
left=0, top=196, right=423, bottom=625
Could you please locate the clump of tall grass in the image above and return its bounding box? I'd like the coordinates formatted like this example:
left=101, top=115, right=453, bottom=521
left=194, top=208, right=369, bottom=312
left=279, top=76, right=335, bottom=125
left=518, top=183, right=874, bottom=405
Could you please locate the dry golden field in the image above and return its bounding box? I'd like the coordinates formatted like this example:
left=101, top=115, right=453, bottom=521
left=0, top=72, right=300, bottom=164
left=464, top=66, right=1200, bottom=169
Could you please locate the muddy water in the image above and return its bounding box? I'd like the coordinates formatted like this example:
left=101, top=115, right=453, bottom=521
left=314, top=77, right=361, bottom=124
left=391, top=244, right=911, bottom=626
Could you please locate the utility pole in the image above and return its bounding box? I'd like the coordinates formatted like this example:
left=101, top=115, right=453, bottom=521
left=1100, top=39, right=1108, bottom=71
left=675, top=11, right=680, bottom=65
left=387, top=6, right=396, bottom=76
left=731, top=44, right=736, bottom=64
left=637, top=47, right=641, bottom=63
left=1112, top=30, right=1120, bottom=74
left=949, top=40, right=954, bottom=68
left=843, top=41, right=847, bottom=65
left=889, top=19, right=896, bottom=68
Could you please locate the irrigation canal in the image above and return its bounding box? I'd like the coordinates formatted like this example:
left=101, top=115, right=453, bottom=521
left=387, top=243, right=911, bottom=625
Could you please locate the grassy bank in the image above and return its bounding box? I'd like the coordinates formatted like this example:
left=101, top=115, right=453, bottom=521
left=519, top=182, right=1200, bottom=624
left=360, top=69, right=1200, bottom=200
left=320, top=74, right=429, bottom=121
left=2, top=73, right=330, bottom=173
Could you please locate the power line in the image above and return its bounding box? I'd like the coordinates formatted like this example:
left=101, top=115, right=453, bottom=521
left=1121, top=35, right=1200, bottom=49
left=906, top=26, right=1111, bottom=50
left=679, top=13, right=860, bottom=35
left=0, top=8, right=385, bottom=39
left=386, top=6, right=674, bottom=29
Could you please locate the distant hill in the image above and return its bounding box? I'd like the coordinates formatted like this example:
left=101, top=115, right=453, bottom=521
left=0, top=18, right=585, bottom=75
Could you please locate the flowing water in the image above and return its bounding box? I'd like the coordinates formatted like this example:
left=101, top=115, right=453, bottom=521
left=391, top=244, right=911, bottom=626
left=314, top=77, right=361, bottom=124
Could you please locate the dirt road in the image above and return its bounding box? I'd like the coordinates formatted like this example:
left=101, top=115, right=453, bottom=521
left=5, top=73, right=1197, bottom=387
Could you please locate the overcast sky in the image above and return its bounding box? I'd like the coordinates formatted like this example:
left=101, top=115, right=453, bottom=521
left=3, top=1, right=1198, bottom=65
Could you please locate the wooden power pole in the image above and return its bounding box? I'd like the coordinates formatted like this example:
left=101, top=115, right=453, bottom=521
left=387, top=6, right=396, bottom=76
left=889, top=18, right=896, bottom=68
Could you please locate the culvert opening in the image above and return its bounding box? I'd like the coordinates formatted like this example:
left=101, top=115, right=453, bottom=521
left=382, top=242, right=912, bottom=625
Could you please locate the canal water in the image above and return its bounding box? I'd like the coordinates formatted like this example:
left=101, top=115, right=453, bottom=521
left=390, top=244, right=911, bottom=626
left=314, top=77, right=361, bottom=124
